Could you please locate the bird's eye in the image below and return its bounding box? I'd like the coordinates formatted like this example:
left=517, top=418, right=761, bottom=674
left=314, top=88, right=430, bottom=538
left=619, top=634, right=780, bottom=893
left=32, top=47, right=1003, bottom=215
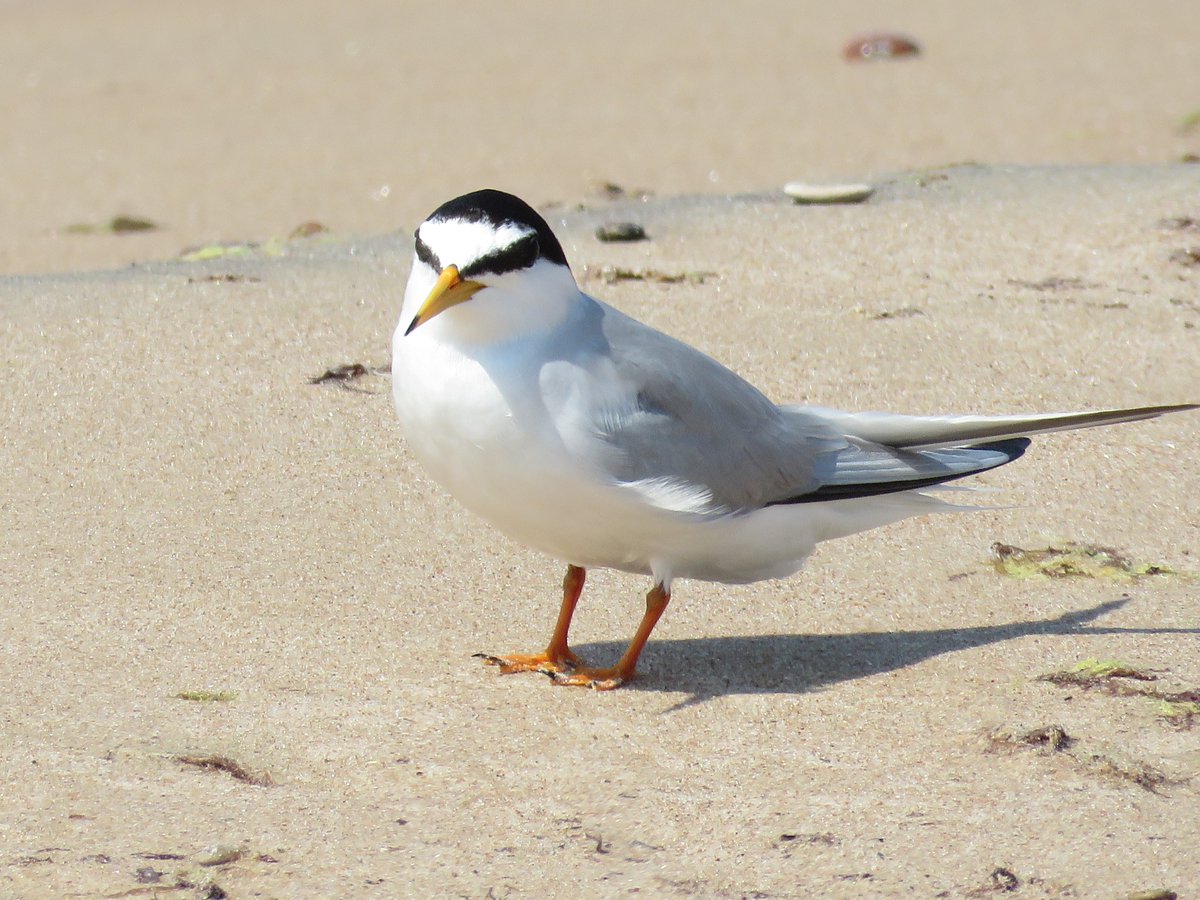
left=518, top=236, right=539, bottom=269
left=503, top=234, right=538, bottom=271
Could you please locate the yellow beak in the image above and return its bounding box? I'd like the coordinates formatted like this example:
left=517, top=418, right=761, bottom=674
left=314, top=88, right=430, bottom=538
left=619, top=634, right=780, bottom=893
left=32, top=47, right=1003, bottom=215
left=404, top=264, right=485, bottom=335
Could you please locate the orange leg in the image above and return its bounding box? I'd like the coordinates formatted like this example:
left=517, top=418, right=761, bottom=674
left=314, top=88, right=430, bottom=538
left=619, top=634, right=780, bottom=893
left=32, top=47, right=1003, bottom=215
left=550, top=583, right=671, bottom=691
left=476, top=565, right=586, bottom=674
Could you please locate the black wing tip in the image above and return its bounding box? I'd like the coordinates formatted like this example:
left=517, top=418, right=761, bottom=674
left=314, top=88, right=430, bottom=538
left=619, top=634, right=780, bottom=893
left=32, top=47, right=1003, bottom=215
left=769, top=436, right=1032, bottom=506
left=969, top=436, right=1031, bottom=461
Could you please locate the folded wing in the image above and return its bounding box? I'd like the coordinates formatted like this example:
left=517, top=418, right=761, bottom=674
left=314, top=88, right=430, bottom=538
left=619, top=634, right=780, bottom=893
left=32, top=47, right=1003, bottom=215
left=582, top=299, right=1195, bottom=515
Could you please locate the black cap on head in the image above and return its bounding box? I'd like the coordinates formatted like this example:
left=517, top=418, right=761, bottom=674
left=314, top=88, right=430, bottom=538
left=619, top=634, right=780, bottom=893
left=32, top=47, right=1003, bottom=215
left=423, top=189, right=570, bottom=271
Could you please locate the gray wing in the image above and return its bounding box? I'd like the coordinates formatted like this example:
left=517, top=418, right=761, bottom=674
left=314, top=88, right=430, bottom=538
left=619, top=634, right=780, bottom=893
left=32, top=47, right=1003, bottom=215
left=591, top=303, right=832, bottom=511
left=578, top=300, right=1031, bottom=515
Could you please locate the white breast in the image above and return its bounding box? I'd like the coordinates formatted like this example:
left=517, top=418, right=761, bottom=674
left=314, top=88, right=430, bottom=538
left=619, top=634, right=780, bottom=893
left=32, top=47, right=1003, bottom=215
left=391, top=319, right=656, bottom=571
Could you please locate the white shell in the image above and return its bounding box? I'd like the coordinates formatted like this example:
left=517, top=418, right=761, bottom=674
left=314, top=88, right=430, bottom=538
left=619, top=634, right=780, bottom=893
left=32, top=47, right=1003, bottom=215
left=783, top=181, right=875, bottom=204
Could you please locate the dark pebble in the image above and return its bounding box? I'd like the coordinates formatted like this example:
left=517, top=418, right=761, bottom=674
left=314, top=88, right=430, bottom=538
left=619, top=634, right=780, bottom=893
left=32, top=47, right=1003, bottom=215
left=596, top=222, right=648, bottom=243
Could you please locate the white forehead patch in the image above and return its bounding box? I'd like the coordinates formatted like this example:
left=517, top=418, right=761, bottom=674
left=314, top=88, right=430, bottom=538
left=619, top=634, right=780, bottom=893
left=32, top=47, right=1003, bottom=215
left=418, top=217, right=534, bottom=270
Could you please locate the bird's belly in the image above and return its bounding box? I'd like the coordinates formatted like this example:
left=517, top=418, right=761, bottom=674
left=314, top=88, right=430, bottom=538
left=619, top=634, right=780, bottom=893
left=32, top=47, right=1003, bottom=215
left=411, top=427, right=667, bottom=573
left=393, top=342, right=661, bottom=569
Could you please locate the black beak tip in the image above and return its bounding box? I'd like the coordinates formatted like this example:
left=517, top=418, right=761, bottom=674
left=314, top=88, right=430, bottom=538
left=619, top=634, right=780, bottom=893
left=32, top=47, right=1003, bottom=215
left=403, top=317, right=419, bottom=337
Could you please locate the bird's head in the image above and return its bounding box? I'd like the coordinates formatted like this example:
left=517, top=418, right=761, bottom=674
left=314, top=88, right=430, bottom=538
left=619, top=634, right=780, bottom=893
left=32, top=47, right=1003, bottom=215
left=400, top=189, right=578, bottom=343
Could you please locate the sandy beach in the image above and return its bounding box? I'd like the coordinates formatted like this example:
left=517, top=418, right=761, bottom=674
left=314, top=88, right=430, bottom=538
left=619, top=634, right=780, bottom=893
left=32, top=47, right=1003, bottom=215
left=3, top=2, right=1199, bottom=897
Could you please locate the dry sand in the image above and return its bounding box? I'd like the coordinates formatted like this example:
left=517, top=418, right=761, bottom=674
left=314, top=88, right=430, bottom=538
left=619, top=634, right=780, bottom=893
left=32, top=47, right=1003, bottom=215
left=3, top=2, right=1200, bottom=897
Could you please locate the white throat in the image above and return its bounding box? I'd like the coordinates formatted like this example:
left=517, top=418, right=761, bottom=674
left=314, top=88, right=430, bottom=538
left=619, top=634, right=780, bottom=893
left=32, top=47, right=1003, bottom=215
left=399, top=256, right=580, bottom=349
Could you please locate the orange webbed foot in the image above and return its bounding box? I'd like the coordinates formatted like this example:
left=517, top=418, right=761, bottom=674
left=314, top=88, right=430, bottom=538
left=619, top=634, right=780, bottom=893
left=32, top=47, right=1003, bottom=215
left=473, top=648, right=583, bottom=676
left=547, top=665, right=628, bottom=691
left=474, top=565, right=587, bottom=678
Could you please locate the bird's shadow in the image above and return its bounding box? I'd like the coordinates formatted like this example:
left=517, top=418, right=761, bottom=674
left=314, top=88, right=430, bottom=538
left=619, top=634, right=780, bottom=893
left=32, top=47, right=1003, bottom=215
left=569, top=596, right=1199, bottom=709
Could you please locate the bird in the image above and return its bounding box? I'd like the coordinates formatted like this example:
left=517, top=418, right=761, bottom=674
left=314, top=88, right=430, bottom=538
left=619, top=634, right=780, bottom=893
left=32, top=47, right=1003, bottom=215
left=391, top=188, right=1195, bottom=690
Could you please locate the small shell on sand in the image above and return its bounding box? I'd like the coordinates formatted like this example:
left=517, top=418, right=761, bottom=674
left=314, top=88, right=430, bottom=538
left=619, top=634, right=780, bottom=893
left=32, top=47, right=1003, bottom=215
left=783, top=182, right=875, bottom=204
left=842, top=33, right=921, bottom=61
